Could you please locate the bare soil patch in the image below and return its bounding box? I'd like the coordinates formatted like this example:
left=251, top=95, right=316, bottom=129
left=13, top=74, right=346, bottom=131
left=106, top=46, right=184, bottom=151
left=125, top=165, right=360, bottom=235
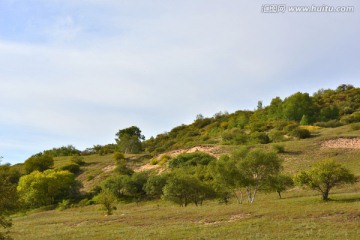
left=321, top=138, right=360, bottom=149
left=158, top=145, right=223, bottom=159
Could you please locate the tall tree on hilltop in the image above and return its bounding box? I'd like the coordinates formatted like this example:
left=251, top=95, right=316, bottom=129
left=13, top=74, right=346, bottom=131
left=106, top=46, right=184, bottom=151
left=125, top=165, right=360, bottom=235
left=115, top=126, right=145, bottom=154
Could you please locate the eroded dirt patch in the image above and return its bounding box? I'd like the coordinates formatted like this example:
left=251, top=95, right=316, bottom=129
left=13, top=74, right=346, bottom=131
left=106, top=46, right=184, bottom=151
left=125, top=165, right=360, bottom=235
left=158, top=145, right=223, bottom=159
left=321, top=138, right=360, bottom=149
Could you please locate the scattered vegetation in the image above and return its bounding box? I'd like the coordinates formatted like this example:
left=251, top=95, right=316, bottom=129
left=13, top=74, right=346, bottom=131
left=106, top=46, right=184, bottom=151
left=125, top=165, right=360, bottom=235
left=1, top=84, right=360, bottom=239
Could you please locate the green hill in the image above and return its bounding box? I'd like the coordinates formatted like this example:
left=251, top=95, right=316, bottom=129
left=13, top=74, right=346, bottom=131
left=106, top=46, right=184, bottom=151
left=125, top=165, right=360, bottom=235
left=2, top=84, right=360, bottom=239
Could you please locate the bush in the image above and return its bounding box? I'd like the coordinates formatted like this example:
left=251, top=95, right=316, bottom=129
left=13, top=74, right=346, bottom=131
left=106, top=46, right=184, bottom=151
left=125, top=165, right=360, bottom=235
left=290, top=128, right=311, bottom=139
left=249, top=131, right=270, bottom=144
left=149, top=158, right=158, bottom=165
left=222, top=128, right=248, bottom=145
left=340, top=111, right=360, bottom=124
left=57, top=199, right=71, bottom=211
left=284, top=122, right=299, bottom=133
left=24, top=154, right=54, bottom=174
left=144, top=174, right=169, bottom=199
left=169, top=152, right=216, bottom=168
left=60, top=163, right=81, bottom=174
left=70, top=155, right=85, bottom=166
left=272, top=144, right=285, bottom=153
left=95, top=189, right=117, bottom=215
left=350, top=123, right=360, bottom=130
left=87, top=175, right=94, bottom=181
left=314, top=120, right=342, bottom=128
left=268, top=130, right=285, bottom=143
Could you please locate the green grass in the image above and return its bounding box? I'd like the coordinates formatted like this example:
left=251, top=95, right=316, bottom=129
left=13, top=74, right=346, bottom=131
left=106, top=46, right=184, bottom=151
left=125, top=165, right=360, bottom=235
left=11, top=191, right=360, bottom=240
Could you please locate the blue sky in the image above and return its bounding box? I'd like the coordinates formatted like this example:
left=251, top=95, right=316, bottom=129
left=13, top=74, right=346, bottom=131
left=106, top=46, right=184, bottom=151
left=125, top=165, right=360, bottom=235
left=0, top=0, right=359, bottom=164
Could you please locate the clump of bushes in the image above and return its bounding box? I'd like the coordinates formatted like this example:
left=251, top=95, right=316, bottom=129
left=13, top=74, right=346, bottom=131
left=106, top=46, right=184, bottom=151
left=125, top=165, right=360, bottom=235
left=60, top=163, right=81, bottom=174
left=315, top=120, right=342, bottom=128
left=71, top=155, right=86, bottom=166
left=340, top=111, right=360, bottom=124
left=169, top=152, right=216, bottom=168
left=290, top=128, right=311, bottom=139
left=272, top=144, right=285, bottom=153
left=350, top=123, right=360, bottom=131
left=249, top=131, right=270, bottom=144
left=268, top=130, right=285, bottom=142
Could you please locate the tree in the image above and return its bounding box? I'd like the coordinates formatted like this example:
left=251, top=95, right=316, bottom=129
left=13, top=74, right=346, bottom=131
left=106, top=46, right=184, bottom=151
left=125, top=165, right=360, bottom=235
left=102, top=174, right=131, bottom=199
left=264, top=174, right=294, bottom=199
left=238, top=149, right=282, bottom=203
left=96, top=189, right=117, bottom=215
left=209, top=155, right=245, bottom=204
left=282, top=92, right=318, bottom=122
left=300, top=115, right=309, bottom=125
left=24, top=153, right=54, bottom=174
left=115, top=126, right=145, bottom=154
left=17, top=170, right=81, bottom=208
left=295, top=160, right=356, bottom=200
left=143, top=173, right=169, bottom=199
left=0, top=161, right=18, bottom=240
left=162, top=171, right=214, bottom=207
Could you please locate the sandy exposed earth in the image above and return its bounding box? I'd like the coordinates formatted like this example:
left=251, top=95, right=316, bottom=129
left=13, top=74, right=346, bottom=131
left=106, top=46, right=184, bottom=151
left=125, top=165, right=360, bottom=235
left=157, top=145, right=223, bottom=158
left=321, top=138, right=360, bottom=149
left=135, top=145, right=223, bottom=173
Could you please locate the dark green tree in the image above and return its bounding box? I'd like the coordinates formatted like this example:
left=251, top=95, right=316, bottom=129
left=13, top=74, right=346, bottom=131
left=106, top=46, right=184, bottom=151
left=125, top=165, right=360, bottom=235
left=282, top=92, right=318, bottom=122
left=24, top=153, right=54, bottom=174
left=238, top=149, right=282, bottom=203
left=209, top=155, right=245, bottom=204
left=162, top=171, right=214, bottom=206
left=143, top=174, right=169, bottom=199
left=0, top=161, right=19, bottom=240
left=264, top=174, right=294, bottom=199
left=115, top=126, right=145, bottom=154
left=295, top=160, right=356, bottom=200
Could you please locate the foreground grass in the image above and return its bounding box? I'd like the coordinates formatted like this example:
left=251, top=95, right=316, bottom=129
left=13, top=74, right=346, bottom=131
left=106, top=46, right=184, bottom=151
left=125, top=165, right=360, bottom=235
left=11, top=191, right=360, bottom=240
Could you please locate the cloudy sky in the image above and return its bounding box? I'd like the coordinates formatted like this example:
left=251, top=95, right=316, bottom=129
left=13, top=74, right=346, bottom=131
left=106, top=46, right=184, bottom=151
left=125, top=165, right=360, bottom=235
left=0, top=0, right=359, bottom=164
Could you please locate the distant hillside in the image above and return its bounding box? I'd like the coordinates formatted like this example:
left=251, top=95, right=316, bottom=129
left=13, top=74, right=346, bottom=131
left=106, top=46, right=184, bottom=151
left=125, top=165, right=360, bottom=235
left=143, top=84, right=360, bottom=155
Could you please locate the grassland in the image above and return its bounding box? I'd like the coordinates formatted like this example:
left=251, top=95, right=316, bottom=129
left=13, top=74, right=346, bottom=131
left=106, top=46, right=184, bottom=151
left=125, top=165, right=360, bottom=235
left=9, top=124, right=360, bottom=239
left=11, top=191, right=360, bottom=240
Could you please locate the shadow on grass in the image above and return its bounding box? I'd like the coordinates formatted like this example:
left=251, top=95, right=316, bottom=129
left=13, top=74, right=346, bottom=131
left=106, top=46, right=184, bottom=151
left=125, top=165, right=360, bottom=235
left=329, top=197, right=360, bottom=203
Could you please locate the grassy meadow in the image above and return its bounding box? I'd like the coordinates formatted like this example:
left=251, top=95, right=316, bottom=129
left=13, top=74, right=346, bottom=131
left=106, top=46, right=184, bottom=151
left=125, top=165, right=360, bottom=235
left=11, top=191, right=360, bottom=240
left=9, top=124, right=360, bottom=239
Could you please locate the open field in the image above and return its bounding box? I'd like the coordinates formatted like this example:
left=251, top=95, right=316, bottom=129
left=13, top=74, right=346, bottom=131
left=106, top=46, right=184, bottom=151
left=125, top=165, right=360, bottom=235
left=11, top=191, right=360, bottom=240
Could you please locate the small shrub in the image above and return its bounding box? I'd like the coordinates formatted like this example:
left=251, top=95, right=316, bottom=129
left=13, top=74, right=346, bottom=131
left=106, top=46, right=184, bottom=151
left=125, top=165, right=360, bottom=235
left=87, top=175, right=94, bottom=181
left=340, top=111, right=360, bottom=124
left=314, top=120, right=342, bottom=128
left=60, top=163, right=81, bottom=174
left=149, top=158, right=158, bottom=165
left=95, top=189, right=117, bottom=215
left=284, top=122, right=299, bottom=133
left=268, top=130, right=285, bottom=143
left=272, top=144, right=285, bottom=153
left=249, top=131, right=270, bottom=144
left=350, top=123, right=360, bottom=131
left=158, top=155, right=171, bottom=165
left=70, top=155, right=86, bottom=166
left=57, top=199, right=71, bottom=211
left=77, top=198, right=92, bottom=207
left=290, top=128, right=311, bottom=139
